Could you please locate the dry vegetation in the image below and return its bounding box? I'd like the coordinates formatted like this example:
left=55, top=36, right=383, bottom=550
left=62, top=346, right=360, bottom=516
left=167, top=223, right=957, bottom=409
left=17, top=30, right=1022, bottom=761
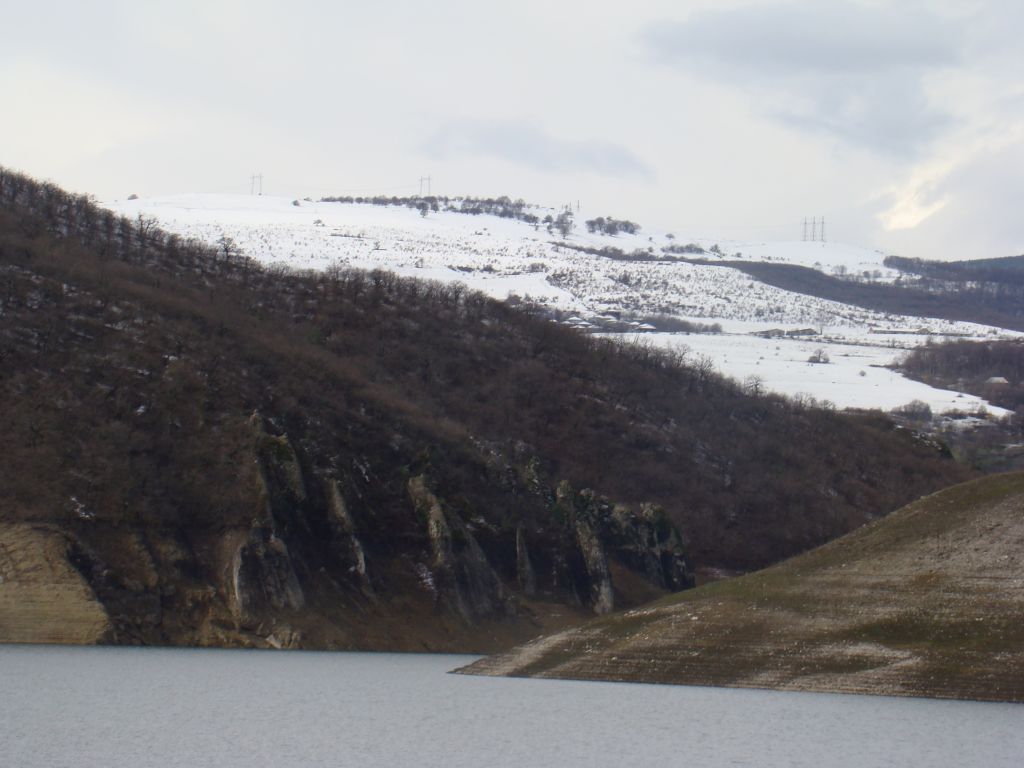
left=0, top=167, right=976, bottom=648
left=461, top=472, right=1024, bottom=702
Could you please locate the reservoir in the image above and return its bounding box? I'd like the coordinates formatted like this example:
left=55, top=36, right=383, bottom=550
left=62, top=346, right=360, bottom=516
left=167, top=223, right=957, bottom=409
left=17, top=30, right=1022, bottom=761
left=1, top=645, right=1020, bottom=767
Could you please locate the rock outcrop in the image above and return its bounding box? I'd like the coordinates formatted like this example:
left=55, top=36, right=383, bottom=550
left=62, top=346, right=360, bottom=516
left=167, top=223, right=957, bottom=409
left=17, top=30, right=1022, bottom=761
left=515, top=526, right=536, bottom=597
left=554, top=482, right=694, bottom=615
left=0, top=414, right=697, bottom=652
left=408, top=475, right=509, bottom=623
left=229, top=529, right=305, bottom=625
left=324, top=480, right=372, bottom=595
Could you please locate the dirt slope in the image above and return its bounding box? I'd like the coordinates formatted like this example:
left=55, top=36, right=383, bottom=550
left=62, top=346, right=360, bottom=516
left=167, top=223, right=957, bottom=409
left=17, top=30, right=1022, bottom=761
left=0, top=523, right=111, bottom=644
left=459, top=473, right=1024, bottom=702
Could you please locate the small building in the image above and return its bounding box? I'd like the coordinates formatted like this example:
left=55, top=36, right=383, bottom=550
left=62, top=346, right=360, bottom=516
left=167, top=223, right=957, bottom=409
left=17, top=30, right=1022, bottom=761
left=986, top=376, right=1010, bottom=385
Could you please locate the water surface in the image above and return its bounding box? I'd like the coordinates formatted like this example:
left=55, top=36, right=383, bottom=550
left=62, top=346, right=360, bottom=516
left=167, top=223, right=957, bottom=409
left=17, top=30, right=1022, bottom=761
left=1, top=645, right=1020, bottom=767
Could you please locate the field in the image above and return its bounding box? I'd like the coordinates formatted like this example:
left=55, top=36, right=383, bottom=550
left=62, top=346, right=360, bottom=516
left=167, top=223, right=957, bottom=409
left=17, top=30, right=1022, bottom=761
left=108, top=194, right=1018, bottom=414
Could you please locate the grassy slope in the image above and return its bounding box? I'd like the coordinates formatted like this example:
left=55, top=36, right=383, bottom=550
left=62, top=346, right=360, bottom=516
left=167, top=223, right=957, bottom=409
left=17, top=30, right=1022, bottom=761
left=460, top=472, right=1024, bottom=702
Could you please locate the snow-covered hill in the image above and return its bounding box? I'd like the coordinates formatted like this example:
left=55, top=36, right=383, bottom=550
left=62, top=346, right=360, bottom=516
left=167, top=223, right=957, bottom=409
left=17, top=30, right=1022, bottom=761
left=105, top=194, right=1017, bottom=415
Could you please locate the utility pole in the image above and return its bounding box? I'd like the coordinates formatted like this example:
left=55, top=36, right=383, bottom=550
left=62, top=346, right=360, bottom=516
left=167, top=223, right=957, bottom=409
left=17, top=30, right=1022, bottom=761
left=419, top=175, right=432, bottom=196
left=802, top=217, right=808, bottom=241
left=811, top=216, right=818, bottom=242
left=250, top=173, right=263, bottom=196
left=821, top=216, right=826, bottom=243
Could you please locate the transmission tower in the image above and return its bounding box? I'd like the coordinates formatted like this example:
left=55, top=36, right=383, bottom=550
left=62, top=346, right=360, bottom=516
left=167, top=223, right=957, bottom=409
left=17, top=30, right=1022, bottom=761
left=419, top=175, right=432, bottom=196
left=802, top=216, right=827, bottom=242
left=250, top=173, right=263, bottom=196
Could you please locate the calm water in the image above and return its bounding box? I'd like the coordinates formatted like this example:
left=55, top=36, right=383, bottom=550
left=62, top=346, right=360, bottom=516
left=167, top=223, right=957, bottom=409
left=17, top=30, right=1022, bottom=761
left=1, top=645, right=1021, bottom=767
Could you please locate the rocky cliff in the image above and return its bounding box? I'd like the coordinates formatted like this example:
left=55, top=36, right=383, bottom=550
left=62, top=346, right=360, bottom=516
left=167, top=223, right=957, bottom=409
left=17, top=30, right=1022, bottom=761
left=2, top=408, right=693, bottom=651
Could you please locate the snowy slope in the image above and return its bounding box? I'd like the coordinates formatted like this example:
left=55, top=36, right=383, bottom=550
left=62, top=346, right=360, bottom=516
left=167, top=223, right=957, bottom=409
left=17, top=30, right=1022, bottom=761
left=105, top=194, right=1016, bottom=415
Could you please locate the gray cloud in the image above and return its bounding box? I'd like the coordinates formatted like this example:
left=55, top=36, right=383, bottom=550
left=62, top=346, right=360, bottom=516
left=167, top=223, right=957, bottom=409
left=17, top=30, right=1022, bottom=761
left=645, top=2, right=960, bottom=156
left=424, top=120, right=653, bottom=180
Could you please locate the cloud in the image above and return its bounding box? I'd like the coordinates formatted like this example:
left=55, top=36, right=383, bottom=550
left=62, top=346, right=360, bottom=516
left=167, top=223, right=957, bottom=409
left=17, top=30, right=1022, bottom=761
left=645, top=2, right=960, bottom=157
left=424, top=120, right=653, bottom=180
left=877, top=134, right=1024, bottom=259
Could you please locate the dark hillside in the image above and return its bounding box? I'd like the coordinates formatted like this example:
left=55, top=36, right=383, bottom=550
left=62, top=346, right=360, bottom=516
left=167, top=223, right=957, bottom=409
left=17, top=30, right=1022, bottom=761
left=698, top=260, right=1024, bottom=331
left=886, top=253, right=1024, bottom=284
left=0, top=168, right=971, bottom=650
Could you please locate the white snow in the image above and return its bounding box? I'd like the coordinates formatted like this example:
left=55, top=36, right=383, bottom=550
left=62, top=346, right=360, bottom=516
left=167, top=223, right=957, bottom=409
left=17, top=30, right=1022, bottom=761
left=105, top=193, right=1019, bottom=415
left=616, top=332, right=1004, bottom=415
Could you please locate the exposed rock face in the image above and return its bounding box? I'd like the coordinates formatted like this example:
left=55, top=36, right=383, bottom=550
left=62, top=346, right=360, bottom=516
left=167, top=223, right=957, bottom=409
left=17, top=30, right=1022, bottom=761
left=408, top=475, right=509, bottom=623
left=324, top=480, right=372, bottom=595
left=515, top=526, right=537, bottom=597
left=574, top=516, right=614, bottom=615
left=249, top=413, right=308, bottom=531
left=229, top=530, right=305, bottom=625
left=222, top=415, right=308, bottom=626
left=1, top=414, right=695, bottom=651
left=555, top=482, right=694, bottom=615
left=611, top=503, right=692, bottom=591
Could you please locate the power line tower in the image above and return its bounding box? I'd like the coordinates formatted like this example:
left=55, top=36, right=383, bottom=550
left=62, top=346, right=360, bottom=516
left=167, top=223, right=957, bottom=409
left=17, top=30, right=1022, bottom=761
left=418, top=175, right=432, bottom=196
left=802, top=216, right=827, bottom=242
left=250, top=173, right=263, bottom=196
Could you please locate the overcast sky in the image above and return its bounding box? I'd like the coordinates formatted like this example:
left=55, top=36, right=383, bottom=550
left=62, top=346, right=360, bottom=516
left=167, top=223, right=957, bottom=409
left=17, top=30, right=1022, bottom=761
left=3, top=0, right=1022, bottom=259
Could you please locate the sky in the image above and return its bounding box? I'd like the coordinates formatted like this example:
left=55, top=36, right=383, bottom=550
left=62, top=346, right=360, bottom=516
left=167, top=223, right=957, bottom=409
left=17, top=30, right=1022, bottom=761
left=2, top=0, right=1022, bottom=260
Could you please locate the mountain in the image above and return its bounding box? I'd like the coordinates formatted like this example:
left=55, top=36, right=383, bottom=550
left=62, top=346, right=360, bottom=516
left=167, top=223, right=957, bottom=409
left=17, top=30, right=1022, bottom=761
left=0, top=168, right=971, bottom=651
left=459, top=472, right=1024, bottom=702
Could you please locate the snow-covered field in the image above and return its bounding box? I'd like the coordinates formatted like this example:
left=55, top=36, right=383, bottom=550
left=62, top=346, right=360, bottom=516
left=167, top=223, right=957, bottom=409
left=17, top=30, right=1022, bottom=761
left=622, top=332, right=995, bottom=413
left=106, top=194, right=1016, bottom=415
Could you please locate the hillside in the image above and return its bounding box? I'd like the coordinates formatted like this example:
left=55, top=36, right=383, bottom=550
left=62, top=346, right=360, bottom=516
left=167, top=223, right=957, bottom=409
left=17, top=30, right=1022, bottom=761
left=107, top=193, right=1018, bottom=415
left=0, top=168, right=972, bottom=651
left=459, top=472, right=1024, bottom=702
